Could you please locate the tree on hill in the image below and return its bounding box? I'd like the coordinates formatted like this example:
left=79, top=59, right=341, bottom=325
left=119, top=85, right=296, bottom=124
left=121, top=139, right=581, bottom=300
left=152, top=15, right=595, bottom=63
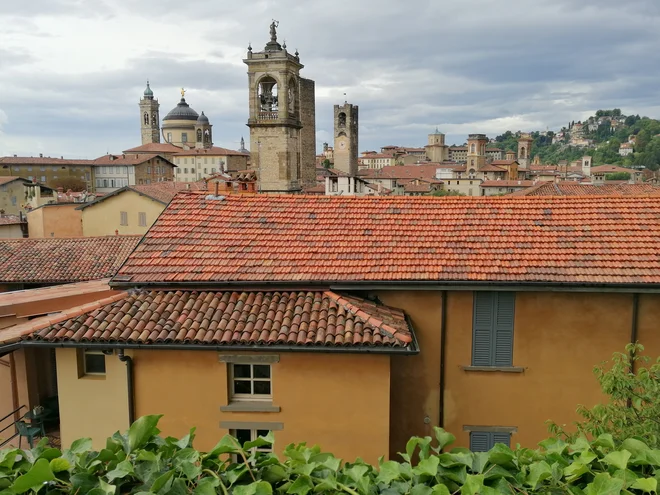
left=49, top=177, right=88, bottom=192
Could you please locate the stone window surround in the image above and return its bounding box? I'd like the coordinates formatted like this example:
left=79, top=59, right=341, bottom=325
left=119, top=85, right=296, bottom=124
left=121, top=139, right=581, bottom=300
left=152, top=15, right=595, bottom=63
left=220, top=354, right=281, bottom=413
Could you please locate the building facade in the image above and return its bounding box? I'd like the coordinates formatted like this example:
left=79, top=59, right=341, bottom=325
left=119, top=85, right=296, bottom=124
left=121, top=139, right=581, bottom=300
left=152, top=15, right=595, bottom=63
left=425, top=129, right=449, bottom=162
left=91, top=154, right=176, bottom=192
left=172, top=147, right=249, bottom=182
left=333, top=102, right=359, bottom=175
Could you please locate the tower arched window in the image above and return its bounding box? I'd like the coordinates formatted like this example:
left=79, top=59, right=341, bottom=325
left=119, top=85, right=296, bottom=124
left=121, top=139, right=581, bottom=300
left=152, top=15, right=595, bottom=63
left=520, top=147, right=526, bottom=159
left=152, top=113, right=157, bottom=126
left=204, top=130, right=210, bottom=143
left=197, top=129, right=203, bottom=142
left=338, top=112, right=346, bottom=128
left=257, top=76, right=279, bottom=116
left=470, top=144, right=476, bottom=154
left=144, top=112, right=149, bottom=125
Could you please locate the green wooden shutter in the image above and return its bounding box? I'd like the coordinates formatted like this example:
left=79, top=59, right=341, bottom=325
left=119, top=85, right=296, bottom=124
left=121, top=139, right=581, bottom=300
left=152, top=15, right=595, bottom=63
left=472, top=292, right=494, bottom=366
left=470, top=431, right=490, bottom=452
left=493, top=292, right=515, bottom=367
left=492, top=432, right=511, bottom=448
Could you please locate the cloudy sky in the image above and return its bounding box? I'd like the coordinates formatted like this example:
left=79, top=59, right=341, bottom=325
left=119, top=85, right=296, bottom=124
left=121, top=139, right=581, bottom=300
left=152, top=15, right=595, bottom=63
left=1, top=0, right=660, bottom=159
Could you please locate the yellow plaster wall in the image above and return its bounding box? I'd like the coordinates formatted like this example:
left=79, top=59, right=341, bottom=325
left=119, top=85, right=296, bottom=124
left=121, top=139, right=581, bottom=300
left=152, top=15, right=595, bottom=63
left=81, top=189, right=164, bottom=236
left=133, top=350, right=391, bottom=464
left=56, top=348, right=130, bottom=448
left=27, top=204, right=82, bottom=238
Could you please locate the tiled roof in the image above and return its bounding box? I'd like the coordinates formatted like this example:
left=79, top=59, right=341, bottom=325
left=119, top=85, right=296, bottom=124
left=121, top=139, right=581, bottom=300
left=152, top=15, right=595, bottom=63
left=0, top=215, right=24, bottom=225
left=0, top=236, right=141, bottom=284
left=173, top=146, right=249, bottom=157
left=478, top=164, right=507, bottom=172
left=122, top=143, right=183, bottom=154
left=92, top=153, right=174, bottom=166
left=360, top=154, right=395, bottom=160
left=358, top=164, right=441, bottom=180
left=16, top=290, right=414, bottom=351
left=131, top=182, right=206, bottom=203
left=490, top=160, right=518, bottom=166
left=115, top=193, right=660, bottom=286
left=0, top=176, right=27, bottom=186
left=302, top=184, right=326, bottom=194
left=514, top=182, right=660, bottom=197
left=591, top=165, right=638, bottom=174
left=0, top=157, right=93, bottom=166
left=480, top=180, right=534, bottom=188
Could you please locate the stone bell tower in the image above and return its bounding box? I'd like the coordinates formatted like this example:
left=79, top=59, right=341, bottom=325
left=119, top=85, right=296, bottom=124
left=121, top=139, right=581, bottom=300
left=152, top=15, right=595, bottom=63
left=466, top=133, right=488, bottom=174
left=139, top=81, right=160, bottom=145
left=333, top=102, right=358, bottom=175
left=244, top=21, right=316, bottom=192
left=517, top=133, right=533, bottom=169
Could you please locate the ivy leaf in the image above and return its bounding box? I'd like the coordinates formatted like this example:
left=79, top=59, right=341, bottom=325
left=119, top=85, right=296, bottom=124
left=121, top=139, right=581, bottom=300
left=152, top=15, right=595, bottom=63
left=431, top=484, right=451, bottom=495
left=287, top=475, right=314, bottom=495
left=89, top=479, right=117, bottom=495
left=413, top=457, right=439, bottom=478
left=564, top=462, right=590, bottom=482
left=346, top=465, right=369, bottom=484
left=0, top=450, right=19, bottom=469
left=593, top=434, right=615, bottom=451
left=471, top=452, right=489, bottom=474
left=603, top=451, right=632, bottom=470
left=175, top=428, right=196, bottom=449
left=205, top=436, right=240, bottom=458
left=488, top=444, right=514, bottom=466
left=526, top=461, right=552, bottom=489
left=106, top=459, right=134, bottom=482
left=433, top=428, right=456, bottom=451
left=460, top=474, right=484, bottom=495
left=584, top=473, right=624, bottom=495
left=377, top=461, right=402, bottom=484
left=150, top=469, right=174, bottom=493
left=411, top=485, right=432, bottom=495
left=621, top=439, right=650, bottom=459
left=9, top=458, right=55, bottom=494
left=71, top=473, right=99, bottom=494
left=631, top=478, right=658, bottom=493
left=49, top=458, right=71, bottom=473
left=235, top=481, right=274, bottom=495
left=127, top=415, right=163, bottom=453
left=193, top=478, right=220, bottom=495
left=539, top=438, right=568, bottom=455
left=69, top=438, right=93, bottom=454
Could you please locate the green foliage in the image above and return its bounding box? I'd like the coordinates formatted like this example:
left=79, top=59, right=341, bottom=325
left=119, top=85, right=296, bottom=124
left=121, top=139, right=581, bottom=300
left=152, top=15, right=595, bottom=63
left=549, top=344, right=660, bottom=447
left=4, top=416, right=660, bottom=494
left=321, top=159, right=331, bottom=169
left=432, top=189, right=466, bottom=197
left=605, top=173, right=631, bottom=181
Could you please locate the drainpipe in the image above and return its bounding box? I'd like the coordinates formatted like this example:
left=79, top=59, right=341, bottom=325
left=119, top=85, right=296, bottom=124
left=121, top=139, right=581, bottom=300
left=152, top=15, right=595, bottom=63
left=630, top=293, right=639, bottom=374
left=117, top=350, right=135, bottom=425
left=439, top=291, right=447, bottom=428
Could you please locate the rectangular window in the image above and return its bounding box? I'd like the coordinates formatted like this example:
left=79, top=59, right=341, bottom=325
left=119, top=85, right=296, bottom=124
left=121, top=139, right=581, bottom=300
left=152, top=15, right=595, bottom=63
left=40, top=167, right=46, bottom=172
left=41, top=176, right=46, bottom=182
left=472, top=292, right=515, bottom=367
left=230, top=429, right=272, bottom=453
left=120, top=211, right=128, bottom=225
left=469, top=431, right=511, bottom=452
left=204, top=157, right=208, bottom=164
left=83, top=350, right=106, bottom=375
left=231, top=363, right=271, bottom=400
left=138, top=212, right=147, bottom=227
left=27, top=166, right=32, bottom=172
left=211, top=168, right=216, bottom=173
left=182, top=133, right=188, bottom=143
left=184, top=168, right=188, bottom=174
left=28, top=176, right=33, bottom=180
left=204, top=168, right=207, bottom=174
left=184, top=158, right=188, bottom=165
left=147, top=167, right=151, bottom=174
left=167, top=132, right=172, bottom=142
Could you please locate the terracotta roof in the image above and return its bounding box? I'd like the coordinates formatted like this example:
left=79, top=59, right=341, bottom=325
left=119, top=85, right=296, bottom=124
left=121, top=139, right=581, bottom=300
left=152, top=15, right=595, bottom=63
left=0, top=279, right=113, bottom=314
left=449, top=146, right=467, bottom=151
left=131, top=182, right=206, bottom=203
left=591, top=165, right=638, bottom=174
left=12, top=290, right=415, bottom=351
left=92, top=153, right=175, bottom=166
left=514, top=182, right=660, bottom=197
left=0, top=215, right=24, bottom=225
left=172, top=146, right=249, bottom=157
left=358, top=164, right=441, bottom=180
left=0, top=236, right=141, bottom=284
left=490, top=160, right=518, bottom=166
left=0, top=176, right=28, bottom=186
left=478, top=164, right=507, bottom=172
left=480, top=180, right=534, bottom=188
left=115, top=193, right=660, bottom=286
left=122, top=143, right=183, bottom=154
left=0, top=157, right=93, bottom=166
left=403, top=183, right=438, bottom=193
left=360, top=154, right=395, bottom=160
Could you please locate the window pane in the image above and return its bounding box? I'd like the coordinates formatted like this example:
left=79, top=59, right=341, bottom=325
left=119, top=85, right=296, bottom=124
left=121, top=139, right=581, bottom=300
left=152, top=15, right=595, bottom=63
left=233, top=380, right=251, bottom=394
left=85, top=353, right=106, bottom=374
left=235, top=429, right=251, bottom=445
left=256, top=430, right=269, bottom=437
left=253, top=365, right=270, bottom=379
left=253, top=381, right=271, bottom=395
left=233, top=364, right=251, bottom=378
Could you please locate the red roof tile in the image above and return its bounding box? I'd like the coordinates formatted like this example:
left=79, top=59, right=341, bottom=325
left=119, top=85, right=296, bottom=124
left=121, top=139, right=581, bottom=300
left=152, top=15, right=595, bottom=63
left=591, top=165, right=639, bottom=174
left=131, top=181, right=206, bottom=203
left=122, top=143, right=183, bottom=154
left=514, top=182, right=660, bottom=197
left=172, top=146, right=249, bottom=157
left=92, top=153, right=174, bottom=166
left=17, top=290, right=414, bottom=351
left=115, top=193, right=660, bottom=286
left=0, top=236, right=141, bottom=284
left=481, top=180, right=534, bottom=188
left=0, top=215, right=24, bottom=225
left=0, top=157, right=93, bottom=166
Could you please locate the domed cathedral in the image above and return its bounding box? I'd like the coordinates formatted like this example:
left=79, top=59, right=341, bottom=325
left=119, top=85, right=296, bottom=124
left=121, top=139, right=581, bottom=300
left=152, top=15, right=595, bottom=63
left=161, top=89, right=213, bottom=149
left=244, top=21, right=317, bottom=192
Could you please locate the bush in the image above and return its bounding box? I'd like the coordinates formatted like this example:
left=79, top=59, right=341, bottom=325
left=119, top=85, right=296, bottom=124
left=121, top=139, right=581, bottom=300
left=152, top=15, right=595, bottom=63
left=2, top=415, right=660, bottom=494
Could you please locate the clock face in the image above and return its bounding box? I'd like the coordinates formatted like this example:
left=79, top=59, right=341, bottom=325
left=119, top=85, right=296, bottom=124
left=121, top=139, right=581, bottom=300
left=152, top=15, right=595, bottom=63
left=339, top=141, right=346, bottom=149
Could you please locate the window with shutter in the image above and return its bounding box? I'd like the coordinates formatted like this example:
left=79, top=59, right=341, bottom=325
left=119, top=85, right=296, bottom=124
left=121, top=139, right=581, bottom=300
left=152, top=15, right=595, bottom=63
left=469, top=431, right=511, bottom=452
left=472, top=292, right=515, bottom=367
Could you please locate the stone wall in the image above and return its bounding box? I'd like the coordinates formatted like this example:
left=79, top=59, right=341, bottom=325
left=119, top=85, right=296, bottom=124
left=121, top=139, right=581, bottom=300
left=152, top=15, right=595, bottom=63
left=299, top=78, right=317, bottom=187
left=250, top=127, right=301, bottom=192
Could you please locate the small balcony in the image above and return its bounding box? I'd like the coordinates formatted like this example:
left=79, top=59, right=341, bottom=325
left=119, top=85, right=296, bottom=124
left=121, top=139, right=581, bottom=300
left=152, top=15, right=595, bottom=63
left=258, top=111, right=278, bottom=121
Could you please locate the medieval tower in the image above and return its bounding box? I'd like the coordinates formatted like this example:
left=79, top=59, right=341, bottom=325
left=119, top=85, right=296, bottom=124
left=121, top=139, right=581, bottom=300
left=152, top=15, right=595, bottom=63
left=244, top=22, right=316, bottom=192
left=425, top=128, right=449, bottom=162
left=517, top=133, right=534, bottom=168
left=333, top=102, right=358, bottom=175
left=139, top=81, right=160, bottom=145
left=466, top=133, right=488, bottom=175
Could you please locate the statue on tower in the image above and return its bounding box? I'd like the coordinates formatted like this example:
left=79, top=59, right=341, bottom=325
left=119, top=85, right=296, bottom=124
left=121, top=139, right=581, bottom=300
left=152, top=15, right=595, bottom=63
left=270, top=20, right=279, bottom=42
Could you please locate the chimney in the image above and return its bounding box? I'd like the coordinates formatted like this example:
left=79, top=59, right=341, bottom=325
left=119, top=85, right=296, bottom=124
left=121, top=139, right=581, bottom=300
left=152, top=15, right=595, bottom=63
left=39, top=153, right=43, bottom=158
left=115, top=229, right=119, bottom=236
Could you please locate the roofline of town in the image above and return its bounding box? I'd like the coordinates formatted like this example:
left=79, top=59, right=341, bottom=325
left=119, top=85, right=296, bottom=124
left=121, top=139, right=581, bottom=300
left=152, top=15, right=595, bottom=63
left=108, top=280, right=660, bottom=294
left=0, top=340, right=419, bottom=358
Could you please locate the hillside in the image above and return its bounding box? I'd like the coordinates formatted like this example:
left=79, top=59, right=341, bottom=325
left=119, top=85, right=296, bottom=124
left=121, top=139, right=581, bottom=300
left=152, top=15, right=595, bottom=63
left=491, top=109, right=660, bottom=170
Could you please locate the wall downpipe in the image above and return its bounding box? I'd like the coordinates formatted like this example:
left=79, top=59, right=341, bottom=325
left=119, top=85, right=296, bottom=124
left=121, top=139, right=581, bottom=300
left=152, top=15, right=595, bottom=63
left=439, top=290, right=447, bottom=429
left=117, top=350, right=135, bottom=425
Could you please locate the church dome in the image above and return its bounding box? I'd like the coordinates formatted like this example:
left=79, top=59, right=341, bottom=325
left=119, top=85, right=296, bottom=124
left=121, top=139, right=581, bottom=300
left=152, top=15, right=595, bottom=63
left=197, top=111, right=209, bottom=124
left=163, top=97, right=199, bottom=121
left=143, top=81, right=154, bottom=97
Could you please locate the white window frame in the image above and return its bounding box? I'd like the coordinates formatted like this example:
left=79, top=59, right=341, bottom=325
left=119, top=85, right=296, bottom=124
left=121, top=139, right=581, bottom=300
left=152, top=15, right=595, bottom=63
left=229, top=429, right=273, bottom=454
left=230, top=363, right=272, bottom=401
left=83, top=349, right=106, bottom=376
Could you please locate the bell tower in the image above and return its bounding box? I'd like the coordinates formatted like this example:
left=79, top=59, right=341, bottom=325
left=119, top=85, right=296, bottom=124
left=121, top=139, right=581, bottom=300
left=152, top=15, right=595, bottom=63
left=517, top=133, right=533, bottom=169
left=333, top=102, right=358, bottom=175
left=139, top=81, right=160, bottom=145
left=466, top=134, right=488, bottom=174
left=194, top=112, right=213, bottom=149
left=244, top=21, right=316, bottom=192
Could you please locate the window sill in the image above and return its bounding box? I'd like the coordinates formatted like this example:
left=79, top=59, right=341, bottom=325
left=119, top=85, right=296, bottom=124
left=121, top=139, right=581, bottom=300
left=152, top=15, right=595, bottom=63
left=220, top=402, right=281, bottom=413
left=461, top=366, right=525, bottom=373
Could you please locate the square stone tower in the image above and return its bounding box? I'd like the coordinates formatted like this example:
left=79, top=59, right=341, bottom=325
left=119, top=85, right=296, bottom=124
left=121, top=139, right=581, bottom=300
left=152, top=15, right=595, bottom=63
left=333, top=102, right=359, bottom=175
left=517, top=133, right=534, bottom=169
left=139, top=81, right=160, bottom=145
left=466, top=133, right=488, bottom=174
left=244, top=23, right=316, bottom=192
left=425, top=128, right=448, bottom=162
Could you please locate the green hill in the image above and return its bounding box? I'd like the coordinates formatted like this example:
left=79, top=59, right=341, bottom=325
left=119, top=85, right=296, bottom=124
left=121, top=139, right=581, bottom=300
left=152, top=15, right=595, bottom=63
left=491, top=109, right=660, bottom=170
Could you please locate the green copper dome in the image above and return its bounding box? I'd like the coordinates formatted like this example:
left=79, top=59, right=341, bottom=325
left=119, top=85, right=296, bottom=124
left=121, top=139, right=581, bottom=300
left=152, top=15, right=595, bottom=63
left=144, top=81, right=154, bottom=97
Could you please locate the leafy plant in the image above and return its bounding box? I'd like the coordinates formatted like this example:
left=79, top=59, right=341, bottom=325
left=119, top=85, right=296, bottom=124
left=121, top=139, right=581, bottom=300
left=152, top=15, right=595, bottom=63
left=3, top=414, right=660, bottom=494
left=548, top=344, right=660, bottom=447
